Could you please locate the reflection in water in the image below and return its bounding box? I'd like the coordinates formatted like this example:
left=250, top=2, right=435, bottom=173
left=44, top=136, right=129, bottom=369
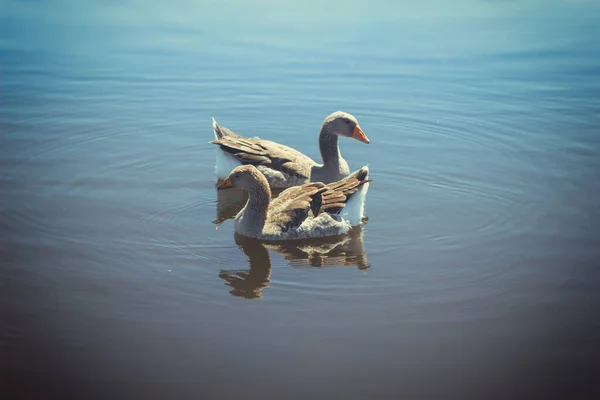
left=219, top=229, right=369, bottom=299
left=213, top=185, right=248, bottom=227
left=213, top=180, right=285, bottom=228
left=218, top=234, right=272, bottom=299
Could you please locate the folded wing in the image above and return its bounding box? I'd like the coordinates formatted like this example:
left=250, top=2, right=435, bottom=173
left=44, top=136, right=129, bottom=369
left=211, top=122, right=315, bottom=180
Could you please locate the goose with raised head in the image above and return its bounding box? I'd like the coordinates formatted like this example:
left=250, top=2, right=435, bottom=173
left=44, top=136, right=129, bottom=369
left=211, top=111, right=370, bottom=188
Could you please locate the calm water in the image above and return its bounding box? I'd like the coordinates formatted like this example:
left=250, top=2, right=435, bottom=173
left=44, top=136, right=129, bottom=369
left=2, top=1, right=600, bottom=398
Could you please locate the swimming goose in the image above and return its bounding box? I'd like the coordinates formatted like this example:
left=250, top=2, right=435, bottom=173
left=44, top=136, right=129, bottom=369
left=211, top=111, right=370, bottom=188
left=217, top=165, right=370, bottom=240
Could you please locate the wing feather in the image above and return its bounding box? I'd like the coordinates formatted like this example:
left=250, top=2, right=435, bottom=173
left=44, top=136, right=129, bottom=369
left=268, top=183, right=325, bottom=231
left=211, top=128, right=316, bottom=180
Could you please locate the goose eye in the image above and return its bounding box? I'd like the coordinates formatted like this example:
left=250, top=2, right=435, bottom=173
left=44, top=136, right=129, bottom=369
left=235, top=174, right=239, bottom=178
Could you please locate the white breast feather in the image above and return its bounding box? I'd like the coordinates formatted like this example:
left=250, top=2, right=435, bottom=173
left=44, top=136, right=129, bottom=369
left=295, top=213, right=351, bottom=238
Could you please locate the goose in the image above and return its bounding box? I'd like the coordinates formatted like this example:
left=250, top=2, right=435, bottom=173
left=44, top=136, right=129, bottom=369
left=211, top=111, right=370, bottom=188
left=217, top=165, right=370, bottom=240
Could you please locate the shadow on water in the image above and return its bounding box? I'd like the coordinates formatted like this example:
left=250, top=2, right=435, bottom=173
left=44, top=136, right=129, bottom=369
left=219, top=229, right=369, bottom=299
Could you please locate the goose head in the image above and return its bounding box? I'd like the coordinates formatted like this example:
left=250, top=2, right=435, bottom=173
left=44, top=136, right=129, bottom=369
left=217, top=165, right=266, bottom=191
left=322, top=111, right=370, bottom=144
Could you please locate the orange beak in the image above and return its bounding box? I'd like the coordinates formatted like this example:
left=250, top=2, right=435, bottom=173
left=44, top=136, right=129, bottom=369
left=217, top=177, right=233, bottom=190
left=352, top=125, right=370, bottom=144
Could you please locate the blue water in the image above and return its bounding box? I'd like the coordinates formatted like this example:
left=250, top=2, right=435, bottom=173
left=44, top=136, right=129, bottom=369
left=2, top=1, right=600, bottom=398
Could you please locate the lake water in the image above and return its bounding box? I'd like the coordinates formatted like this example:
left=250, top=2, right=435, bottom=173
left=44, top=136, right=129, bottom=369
left=2, top=1, right=600, bottom=398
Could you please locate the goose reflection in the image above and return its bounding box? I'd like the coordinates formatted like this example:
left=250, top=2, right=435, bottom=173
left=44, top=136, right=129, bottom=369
left=213, top=184, right=247, bottom=227
left=219, top=228, right=369, bottom=299
left=213, top=181, right=284, bottom=228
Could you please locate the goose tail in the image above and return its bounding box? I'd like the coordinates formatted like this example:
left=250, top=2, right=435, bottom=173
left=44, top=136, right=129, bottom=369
left=212, top=117, right=224, bottom=140
left=342, top=165, right=370, bottom=226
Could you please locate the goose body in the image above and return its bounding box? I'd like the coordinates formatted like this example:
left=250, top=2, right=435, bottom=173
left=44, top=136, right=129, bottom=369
left=217, top=165, right=370, bottom=241
left=211, top=111, right=370, bottom=188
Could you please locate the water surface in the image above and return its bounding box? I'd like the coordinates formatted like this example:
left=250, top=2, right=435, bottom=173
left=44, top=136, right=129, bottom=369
left=2, top=1, right=600, bottom=398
